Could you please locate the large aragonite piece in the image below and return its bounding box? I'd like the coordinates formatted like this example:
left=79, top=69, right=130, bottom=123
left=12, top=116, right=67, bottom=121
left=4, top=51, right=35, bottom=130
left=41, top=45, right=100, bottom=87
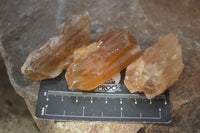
left=124, top=34, right=184, bottom=99
left=21, top=12, right=90, bottom=80
left=66, top=28, right=140, bottom=91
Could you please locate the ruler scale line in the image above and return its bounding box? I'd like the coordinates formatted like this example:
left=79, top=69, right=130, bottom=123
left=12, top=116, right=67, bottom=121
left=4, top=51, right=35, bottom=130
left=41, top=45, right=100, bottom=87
left=44, top=113, right=162, bottom=120
left=47, top=90, right=166, bottom=99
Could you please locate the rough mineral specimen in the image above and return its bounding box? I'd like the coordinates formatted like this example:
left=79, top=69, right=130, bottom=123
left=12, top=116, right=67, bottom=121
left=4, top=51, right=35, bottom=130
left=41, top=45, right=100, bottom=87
left=66, top=28, right=140, bottom=91
left=21, top=12, right=90, bottom=80
left=124, top=34, right=184, bottom=99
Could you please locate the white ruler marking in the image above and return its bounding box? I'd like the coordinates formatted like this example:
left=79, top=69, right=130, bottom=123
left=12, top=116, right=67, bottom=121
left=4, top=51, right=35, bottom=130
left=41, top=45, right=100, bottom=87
left=140, top=112, right=142, bottom=119
left=75, top=97, right=78, bottom=103
left=135, top=98, right=137, bottom=104
left=105, top=98, right=108, bottom=104
left=165, top=97, right=167, bottom=105
left=150, top=99, right=152, bottom=104
left=82, top=106, right=85, bottom=116
left=120, top=98, right=122, bottom=104
left=121, top=107, right=123, bottom=117
left=41, top=107, right=45, bottom=115
left=90, top=97, right=93, bottom=103
left=63, top=110, right=65, bottom=116
left=45, top=106, right=48, bottom=115
left=44, top=91, right=47, bottom=96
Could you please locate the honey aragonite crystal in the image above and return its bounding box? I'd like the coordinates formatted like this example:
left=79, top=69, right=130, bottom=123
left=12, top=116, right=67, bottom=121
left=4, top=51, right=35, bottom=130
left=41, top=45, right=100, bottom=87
left=124, top=34, right=184, bottom=99
left=66, top=28, right=140, bottom=91
left=21, top=12, right=90, bottom=80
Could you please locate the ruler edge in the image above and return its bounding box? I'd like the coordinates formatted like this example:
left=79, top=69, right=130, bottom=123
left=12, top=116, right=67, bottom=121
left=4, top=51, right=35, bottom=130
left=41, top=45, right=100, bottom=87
left=34, top=114, right=172, bottom=124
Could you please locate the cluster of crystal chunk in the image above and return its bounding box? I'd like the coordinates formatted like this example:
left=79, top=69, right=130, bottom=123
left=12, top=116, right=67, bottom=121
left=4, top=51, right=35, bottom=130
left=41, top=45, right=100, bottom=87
left=21, top=12, right=184, bottom=98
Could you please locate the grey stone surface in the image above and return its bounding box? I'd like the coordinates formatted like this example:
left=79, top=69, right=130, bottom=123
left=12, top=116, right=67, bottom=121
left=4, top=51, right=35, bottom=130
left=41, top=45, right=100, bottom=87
left=0, top=55, right=40, bottom=133
left=0, top=0, right=200, bottom=132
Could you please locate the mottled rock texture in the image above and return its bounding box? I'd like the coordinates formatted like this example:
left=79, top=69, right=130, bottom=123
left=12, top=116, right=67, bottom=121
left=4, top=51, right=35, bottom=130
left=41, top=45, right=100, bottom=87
left=0, top=55, right=40, bottom=133
left=0, top=0, right=200, bottom=133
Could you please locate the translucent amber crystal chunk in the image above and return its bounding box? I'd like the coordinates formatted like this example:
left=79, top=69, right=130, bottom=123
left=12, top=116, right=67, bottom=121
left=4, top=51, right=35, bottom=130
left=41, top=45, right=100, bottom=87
left=21, top=12, right=90, bottom=80
left=124, top=34, right=184, bottom=99
left=66, top=28, right=140, bottom=91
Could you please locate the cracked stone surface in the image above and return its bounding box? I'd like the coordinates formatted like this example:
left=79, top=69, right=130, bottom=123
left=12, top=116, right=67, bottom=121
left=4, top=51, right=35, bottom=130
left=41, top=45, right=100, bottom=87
left=0, top=0, right=200, bottom=132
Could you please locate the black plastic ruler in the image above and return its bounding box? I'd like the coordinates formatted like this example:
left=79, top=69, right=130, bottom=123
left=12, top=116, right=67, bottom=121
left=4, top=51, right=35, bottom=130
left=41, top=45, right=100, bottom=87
left=35, top=70, right=171, bottom=123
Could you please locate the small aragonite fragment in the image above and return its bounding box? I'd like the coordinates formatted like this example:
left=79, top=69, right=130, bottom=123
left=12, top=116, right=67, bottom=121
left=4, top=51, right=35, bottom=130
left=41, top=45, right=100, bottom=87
left=66, top=28, right=140, bottom=91
left=124, top=34, right=184, bottom=99
left=21, top=12, right=90, bottom=80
